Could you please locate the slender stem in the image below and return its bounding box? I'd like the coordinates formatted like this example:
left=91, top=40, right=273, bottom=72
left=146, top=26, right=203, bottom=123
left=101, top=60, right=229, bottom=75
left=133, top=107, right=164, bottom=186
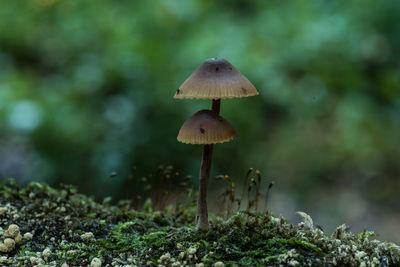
left=196, top=144, right=213, bottom=230
left=212, top=99, right=221, bottom=114
left=196, top=98, right=221, bottom=231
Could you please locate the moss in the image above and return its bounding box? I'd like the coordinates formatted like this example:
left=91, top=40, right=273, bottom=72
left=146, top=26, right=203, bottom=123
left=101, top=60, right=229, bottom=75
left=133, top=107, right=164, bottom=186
left=0, top=179, right=399, bottom=266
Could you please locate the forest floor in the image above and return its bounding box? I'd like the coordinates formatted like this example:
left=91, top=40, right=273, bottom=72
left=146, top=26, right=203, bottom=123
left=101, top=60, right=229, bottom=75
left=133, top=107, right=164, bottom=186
left=0, top=180, right=399, bottom=266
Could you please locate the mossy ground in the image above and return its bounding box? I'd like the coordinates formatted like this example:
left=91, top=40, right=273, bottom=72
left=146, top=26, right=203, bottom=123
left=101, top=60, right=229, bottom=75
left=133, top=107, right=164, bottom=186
left=0, top=180, right=399, bottom=266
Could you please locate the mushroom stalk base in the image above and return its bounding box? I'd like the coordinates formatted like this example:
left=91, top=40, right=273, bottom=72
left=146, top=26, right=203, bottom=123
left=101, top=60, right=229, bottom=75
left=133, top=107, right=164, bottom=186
left=196, top=144, right=213, bottom=231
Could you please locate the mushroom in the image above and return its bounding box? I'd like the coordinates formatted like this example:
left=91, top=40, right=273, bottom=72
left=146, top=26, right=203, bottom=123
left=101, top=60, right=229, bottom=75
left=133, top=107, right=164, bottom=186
left=177, top=110, right=236, bottom=145
left=174, top=58, right=258, bottom=231
left=177, top=110, right=236, bottom=230
left=174, top=57, right=258, bottom=114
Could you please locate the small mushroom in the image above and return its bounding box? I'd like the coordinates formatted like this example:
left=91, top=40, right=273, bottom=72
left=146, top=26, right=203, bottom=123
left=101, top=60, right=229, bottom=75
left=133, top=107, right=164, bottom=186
left=174, top=58, right=258, bottom=101
left=177, top=110, right=236, bottom=230
left=174, top=58, right=258, bottom=231
left=177, top=110, right=236, bottom=145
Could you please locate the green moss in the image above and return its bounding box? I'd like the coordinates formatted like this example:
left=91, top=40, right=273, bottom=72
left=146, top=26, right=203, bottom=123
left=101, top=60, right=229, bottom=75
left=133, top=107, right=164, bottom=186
left=0, top=180, right=399, bottom=266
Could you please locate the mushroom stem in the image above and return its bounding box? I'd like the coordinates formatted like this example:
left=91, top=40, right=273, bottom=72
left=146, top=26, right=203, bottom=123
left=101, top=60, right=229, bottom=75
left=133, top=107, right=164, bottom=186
left=197, top=144, right=213, bottom=230
left=212, top=99, right=221, bottom=114
left=196, top=99, right=222, bottom=231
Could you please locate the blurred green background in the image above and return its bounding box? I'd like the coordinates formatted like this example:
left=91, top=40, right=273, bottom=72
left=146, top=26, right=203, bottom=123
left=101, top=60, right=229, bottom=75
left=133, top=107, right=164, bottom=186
left=0, top=0, right=399, bottom=242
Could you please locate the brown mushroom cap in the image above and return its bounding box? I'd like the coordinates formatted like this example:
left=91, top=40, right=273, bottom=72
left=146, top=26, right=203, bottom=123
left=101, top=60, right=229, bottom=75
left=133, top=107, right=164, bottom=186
left=177, top=110, right=236, bottom=144
left=174, top=58, right=258, bottom=99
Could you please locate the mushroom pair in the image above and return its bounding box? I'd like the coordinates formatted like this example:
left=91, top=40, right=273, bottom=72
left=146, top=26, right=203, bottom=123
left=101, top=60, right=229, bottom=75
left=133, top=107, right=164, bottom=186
left=174, top=58, right=258, bottom=231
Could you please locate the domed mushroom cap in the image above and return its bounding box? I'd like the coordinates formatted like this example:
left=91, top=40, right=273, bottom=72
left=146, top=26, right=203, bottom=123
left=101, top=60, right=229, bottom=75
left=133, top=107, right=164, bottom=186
left=174, top=58, right=258, bottom=99
left=177, top=110, right=236, bottom=144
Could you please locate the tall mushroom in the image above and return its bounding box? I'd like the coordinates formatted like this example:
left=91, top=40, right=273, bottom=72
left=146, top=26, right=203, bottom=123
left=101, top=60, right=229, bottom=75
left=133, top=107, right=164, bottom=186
left=175, top=58, right=258, bottom=231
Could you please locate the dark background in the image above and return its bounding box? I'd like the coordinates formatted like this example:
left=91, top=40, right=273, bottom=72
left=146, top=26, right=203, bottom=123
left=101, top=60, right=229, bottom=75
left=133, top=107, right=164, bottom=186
left=0, top=0, right=399, bottom=242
